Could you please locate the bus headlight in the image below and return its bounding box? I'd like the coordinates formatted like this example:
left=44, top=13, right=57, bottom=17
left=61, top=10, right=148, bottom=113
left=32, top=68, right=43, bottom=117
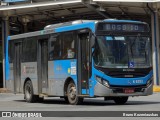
left=102, top=79, right=110, bottom=88
left=95, top=76, right=102, bottom=83
left=95, top=75, right=110, bottom=88
left=147, top=77, right=153, bottom=87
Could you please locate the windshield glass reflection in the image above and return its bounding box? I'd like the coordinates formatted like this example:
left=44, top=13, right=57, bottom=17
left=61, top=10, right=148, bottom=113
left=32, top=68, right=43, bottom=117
left=93, top=35, right=151, bottom=68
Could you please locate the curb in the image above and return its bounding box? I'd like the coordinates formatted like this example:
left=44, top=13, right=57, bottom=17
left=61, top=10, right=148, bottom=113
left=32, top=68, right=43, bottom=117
left=0, top=88, right=11, bottom=93
left=153, top=86, right=160, bottom=92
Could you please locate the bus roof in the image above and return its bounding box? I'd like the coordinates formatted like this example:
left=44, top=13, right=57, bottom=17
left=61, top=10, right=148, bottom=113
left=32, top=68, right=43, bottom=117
left=44, top=20, right=97, bottom=30
left=102, top=19, right=145, bottom=24
left=9, top=20, right=97, bottom=40
left=8, top=19, right=146, bottom=40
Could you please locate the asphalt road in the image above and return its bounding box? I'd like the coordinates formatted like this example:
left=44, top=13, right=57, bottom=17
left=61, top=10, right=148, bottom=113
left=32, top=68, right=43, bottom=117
left=0, top=93, right=160, bottom=120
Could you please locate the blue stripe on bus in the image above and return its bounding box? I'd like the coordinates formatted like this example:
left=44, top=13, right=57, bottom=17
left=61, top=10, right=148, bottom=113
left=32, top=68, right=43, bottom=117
left=5, top=36, right=10, bottom=80
left=55, top=22, right=95, bottom=33
left=82, top=89, right=89, bottom=94
left=89, top=57, right=96, bottom=97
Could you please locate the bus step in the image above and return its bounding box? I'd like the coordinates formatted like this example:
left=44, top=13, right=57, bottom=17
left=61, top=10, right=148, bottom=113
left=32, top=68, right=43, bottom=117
left=77, top=95, right=89, bottom=97
left=39, top=93, right=48, bottom=97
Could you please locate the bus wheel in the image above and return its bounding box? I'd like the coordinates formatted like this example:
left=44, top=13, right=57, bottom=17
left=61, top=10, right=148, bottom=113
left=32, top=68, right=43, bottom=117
left=64, top=97, right=69, bottom=103
left=113, top=97, right=128, bottom=105
left=67, top=81, right=83, bottom=105
left=24, top=81, right=37, bottom=103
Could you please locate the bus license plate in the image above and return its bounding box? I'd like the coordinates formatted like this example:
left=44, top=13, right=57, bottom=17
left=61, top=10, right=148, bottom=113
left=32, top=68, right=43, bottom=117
left=124, top=88, right=135, bottom=93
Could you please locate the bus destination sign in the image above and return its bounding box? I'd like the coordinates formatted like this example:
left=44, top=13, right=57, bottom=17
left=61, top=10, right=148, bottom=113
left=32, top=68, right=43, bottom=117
left=97, top=23, right=149, bottom=32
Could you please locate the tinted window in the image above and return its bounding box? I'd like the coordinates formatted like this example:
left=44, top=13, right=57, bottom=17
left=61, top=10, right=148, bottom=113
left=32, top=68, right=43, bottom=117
left=48, top=34, right=61, bottom=60
left=49, top=32, right=76, bottom=60
left=22, top=37, right=37, bottom=62
left=61, top=32, right=76, bottom=59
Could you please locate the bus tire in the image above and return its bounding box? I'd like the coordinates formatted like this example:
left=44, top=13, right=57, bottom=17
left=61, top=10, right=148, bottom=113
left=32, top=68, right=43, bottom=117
left=67, top=81, right=83, bottom=105
left=24, top=80, right=37, bottom=103
left=113, top=97, right=128, bottom=105
left=64, top=97, right=69, bottom=103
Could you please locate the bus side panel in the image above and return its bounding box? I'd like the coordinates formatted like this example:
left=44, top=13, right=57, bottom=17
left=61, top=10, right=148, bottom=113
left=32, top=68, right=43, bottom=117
left=6, top=63, right=14, bottom=92
left=58, top=59, right=77, bottom=95
left=21, top=62, right=38, bottom=94
left=48, top=61, right=57, bottom=95
left=48, top=60, right=77, bottom=96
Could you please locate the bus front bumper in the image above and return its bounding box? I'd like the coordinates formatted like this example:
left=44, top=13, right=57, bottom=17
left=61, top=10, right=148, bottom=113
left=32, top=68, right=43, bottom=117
left=94, top=82, right=153, bottom=97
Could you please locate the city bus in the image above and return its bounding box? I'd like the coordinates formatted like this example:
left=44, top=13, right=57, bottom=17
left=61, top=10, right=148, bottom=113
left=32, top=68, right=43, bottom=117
left=5, top=19, right=153, bottom=105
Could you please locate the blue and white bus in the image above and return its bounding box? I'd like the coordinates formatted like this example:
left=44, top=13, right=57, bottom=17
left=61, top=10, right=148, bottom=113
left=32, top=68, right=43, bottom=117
left=6, top=19, right=153, bottom=105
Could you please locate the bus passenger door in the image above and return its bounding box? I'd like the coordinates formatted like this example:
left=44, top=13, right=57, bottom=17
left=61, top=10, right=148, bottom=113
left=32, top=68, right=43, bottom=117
left=77, top=32, right=90, bottom=95
left=38, top=38, right=48, bottom=94
left=13, top=42, right=22, bottom=93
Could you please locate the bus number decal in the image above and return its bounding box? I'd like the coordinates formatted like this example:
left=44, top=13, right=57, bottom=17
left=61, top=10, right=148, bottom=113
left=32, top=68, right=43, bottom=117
left=133, top=80, right=143, bottom=84
left=71, top=62, right=76, bottom=75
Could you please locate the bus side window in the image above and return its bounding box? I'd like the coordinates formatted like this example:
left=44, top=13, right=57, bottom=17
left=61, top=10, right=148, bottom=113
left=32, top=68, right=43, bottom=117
left=62, top=32, right=76, bottom=59
left=22, top=37, right=37, bottom=62
left=49, top=34, right=61, bottom=60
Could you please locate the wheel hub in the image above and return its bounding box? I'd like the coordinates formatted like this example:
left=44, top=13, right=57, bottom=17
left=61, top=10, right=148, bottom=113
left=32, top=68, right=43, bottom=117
left=69, top=86, right=76, bottom=100
left=26, top=85, right=31, bottom=99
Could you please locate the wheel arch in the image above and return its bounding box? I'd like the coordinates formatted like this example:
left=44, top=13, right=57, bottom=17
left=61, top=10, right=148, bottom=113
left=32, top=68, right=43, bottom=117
left=23, top=77, right=31, bottom=94
left=64, top=77, right=75, bottom=96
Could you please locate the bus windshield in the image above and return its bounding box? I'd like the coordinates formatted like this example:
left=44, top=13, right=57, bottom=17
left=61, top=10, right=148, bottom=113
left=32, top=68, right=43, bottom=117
left=93, top=35, right=152, bottom=68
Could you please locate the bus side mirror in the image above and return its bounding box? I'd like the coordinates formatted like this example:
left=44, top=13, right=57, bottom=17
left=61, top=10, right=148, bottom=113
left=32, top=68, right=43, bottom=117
left=91, top=36, right=95, bottom=48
